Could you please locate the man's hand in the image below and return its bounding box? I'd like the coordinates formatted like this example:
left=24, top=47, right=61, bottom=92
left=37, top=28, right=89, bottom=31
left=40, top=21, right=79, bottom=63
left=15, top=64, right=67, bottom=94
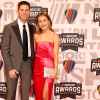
left=8, top=69, right=19, bottom=79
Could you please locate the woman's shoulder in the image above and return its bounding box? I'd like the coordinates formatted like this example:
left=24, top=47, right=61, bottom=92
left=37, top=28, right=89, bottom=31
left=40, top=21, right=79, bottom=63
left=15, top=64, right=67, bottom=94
left=34, top=32, right=40, bottom=41
left=51, top=32, right=59, bottom=40
left=50, top=32, right=60, bottom=44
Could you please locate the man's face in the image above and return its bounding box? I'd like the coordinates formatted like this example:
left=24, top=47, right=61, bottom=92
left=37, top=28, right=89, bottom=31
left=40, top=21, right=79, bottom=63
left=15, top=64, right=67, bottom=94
left=17, top=5, right=30, bottom=23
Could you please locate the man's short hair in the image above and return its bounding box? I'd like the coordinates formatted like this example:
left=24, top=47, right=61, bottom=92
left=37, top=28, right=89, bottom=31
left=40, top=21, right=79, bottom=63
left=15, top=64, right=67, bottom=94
left=18, top=1, right=30, bottom=9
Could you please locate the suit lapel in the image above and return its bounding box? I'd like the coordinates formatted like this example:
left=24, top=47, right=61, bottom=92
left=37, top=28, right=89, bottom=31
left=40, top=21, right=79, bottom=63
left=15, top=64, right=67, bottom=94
left=28, top=24, right=34, bottom=57
left=28, top=24, right=33, bottom=45
left=11, top=21, right=23, bottom=47
left=11, top=21, right=35, bottom=57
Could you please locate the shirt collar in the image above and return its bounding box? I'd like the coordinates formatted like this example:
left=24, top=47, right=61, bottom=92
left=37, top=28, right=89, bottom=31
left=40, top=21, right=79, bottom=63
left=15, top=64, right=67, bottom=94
left=17, top=18, right=28, bottom=27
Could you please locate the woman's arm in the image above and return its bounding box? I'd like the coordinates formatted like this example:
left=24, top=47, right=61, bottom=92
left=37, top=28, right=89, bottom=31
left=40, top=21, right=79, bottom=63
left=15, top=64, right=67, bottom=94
left=53, top=33, right=60, bottom=77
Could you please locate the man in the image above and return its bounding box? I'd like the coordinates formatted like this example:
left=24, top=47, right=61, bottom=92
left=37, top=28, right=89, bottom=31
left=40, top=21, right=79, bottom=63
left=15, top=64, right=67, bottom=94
left=1, top=1, right=36, bottom=100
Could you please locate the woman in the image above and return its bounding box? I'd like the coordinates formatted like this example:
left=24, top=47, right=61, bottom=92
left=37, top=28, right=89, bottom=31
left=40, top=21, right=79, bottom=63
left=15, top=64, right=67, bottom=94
left=32, top=13, right=59, bottom=100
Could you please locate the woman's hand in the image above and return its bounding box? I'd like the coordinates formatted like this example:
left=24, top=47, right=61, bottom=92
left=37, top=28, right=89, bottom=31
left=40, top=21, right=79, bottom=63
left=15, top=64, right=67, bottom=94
left=51, top=68, right=58, bottom=80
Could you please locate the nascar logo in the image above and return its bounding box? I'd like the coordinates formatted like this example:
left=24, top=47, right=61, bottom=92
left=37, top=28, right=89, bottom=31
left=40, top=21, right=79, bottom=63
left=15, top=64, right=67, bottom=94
left=65, top=9, right=77, bottom=24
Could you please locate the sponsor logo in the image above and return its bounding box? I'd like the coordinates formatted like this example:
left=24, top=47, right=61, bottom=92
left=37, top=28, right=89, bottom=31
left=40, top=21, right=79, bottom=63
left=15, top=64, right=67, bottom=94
left=93, top=8, right=100, bottom=26
left=60, top=33, right=84, bottom=51
left=0, top=82, right=7, bottom=99
left=54, top=82, right=82, bottom=99
left=91, top=58, right=100, bottom=75
left=65, top=9, right=77, bottom=24
left=29, top=6, right=48, bottom=24
left=63, top=59, right=75, bottom=73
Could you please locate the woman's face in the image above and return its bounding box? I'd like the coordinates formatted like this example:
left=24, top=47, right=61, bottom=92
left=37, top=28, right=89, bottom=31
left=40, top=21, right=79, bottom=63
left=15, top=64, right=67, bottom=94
left=37, top=15, right=50, bottom=31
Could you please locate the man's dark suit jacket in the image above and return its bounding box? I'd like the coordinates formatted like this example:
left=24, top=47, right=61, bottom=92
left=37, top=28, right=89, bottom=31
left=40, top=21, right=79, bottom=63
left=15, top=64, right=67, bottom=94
left=1, top=20, right=36, bottom=71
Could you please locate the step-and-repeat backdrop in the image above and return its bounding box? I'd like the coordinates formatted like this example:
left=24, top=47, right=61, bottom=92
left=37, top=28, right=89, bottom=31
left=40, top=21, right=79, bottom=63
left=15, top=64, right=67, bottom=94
left=0, top=0, right=100, bottom=100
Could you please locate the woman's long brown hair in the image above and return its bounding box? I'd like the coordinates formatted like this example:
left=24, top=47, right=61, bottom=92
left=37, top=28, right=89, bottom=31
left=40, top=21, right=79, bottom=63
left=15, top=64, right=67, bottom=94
left=36, top=13, right=54, bottom=32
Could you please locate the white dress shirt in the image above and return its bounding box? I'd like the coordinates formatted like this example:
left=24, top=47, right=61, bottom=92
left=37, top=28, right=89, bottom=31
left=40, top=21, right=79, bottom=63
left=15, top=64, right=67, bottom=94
left=17, top=19, right=31, bottom=57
